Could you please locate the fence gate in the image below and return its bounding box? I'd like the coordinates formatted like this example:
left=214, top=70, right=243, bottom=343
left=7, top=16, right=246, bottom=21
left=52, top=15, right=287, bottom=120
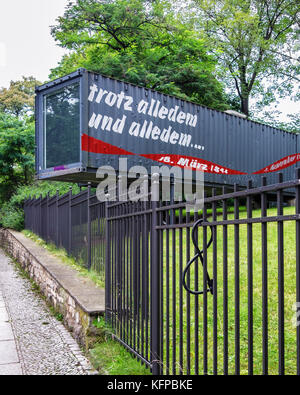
left=105, top=171, right=300, bottom=375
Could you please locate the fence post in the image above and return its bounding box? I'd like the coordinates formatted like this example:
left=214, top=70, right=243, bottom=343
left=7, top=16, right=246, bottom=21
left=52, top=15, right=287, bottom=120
left=87, top=182, right=92, bottom=270
left=277, top=172, right=284, bottom=375
left=39, top=194, right=42, bottom=237
left=142, top=175, right=149, bottom=319
left=151, top=173, right=162, bottom=375
left=261, top=176, right=268, bottom=375
left=68, top=187, right=72, bottom=255
left=34, top=195, right=37, bottom=234
left=23, top=200, right=27, bottom=230
left=170, top=173, right=175, bottom=225
left=45, top=193, right=48, bottom=242
left=29, top=196, right=31, bottom=231
left=105, top=194, right=111, bottom=324
left=56, top=189, right=59, bottom=247
left=296, top=168, right=300, bottom=375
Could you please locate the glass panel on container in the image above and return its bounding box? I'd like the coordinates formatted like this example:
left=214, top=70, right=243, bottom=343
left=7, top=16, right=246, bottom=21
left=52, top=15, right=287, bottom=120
left=43, top=83, right=80, bottom=169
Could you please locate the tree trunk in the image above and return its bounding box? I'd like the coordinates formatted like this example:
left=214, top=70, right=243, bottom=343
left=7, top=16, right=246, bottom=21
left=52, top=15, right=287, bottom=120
left=240, top=95, right=249, bottom=117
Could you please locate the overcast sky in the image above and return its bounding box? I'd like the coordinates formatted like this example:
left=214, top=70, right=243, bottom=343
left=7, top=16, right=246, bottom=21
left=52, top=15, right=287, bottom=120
left=0, top=0, right=298, bottom=120
left=0, top=0, right=69, bottom=87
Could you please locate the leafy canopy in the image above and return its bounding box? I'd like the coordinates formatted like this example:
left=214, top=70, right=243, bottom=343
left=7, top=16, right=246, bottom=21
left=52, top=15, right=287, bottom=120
left=50, top=0, right=229, bottom=110
left=0, top=112, right=35, bottom=201
left=0, top=76, right=41, bottom=117
left=190, top=0, right=300, bottom=116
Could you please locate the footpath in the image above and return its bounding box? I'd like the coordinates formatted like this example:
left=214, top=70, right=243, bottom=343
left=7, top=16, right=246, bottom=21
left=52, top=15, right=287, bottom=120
left=0, top=249, right=94, bottom=375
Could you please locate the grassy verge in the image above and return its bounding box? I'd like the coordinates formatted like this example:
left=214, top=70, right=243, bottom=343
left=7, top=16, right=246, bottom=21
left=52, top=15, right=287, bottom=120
left=22, top=230, right=105, bottom=289
left=89, top=340, right=151, bottom=375
left=90, top=318, right=150, bottom=375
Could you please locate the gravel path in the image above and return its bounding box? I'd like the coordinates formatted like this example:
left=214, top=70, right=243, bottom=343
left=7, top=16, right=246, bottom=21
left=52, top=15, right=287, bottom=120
left=0, top=249, right=96, bottom=375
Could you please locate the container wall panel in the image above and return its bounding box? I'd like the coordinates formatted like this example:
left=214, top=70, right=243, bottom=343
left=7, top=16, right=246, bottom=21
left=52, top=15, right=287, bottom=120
left=36, top=69, right=299, bottom=189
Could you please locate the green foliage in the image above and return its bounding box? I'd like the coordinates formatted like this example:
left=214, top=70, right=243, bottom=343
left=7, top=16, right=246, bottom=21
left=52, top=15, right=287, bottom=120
left=0, top=112, right=35, bottom=201
left=22, top=229, right=104, bottom=288
left=0, top=204, right=24, bottom=231
left=0, top=77, right=41, bottom=207
left=89, top=340, right=151, bottom=375
left=0, top=76, right=40, bottom=117
left=50, top=0, right=229, bottom=110
left=0, top=181, right=81, bottom=231
left=191, top=0, right=300, bottom=116
left=251, top=111, right=300, bottom=134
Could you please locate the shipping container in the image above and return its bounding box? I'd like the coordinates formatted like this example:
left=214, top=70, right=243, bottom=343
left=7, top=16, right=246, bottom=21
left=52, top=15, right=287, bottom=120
left=35, top=68, right=298, bottom=189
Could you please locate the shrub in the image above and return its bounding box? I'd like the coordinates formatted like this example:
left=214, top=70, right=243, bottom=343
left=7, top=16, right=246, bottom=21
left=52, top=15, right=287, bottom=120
left=0, top=181, right=81, bottom=230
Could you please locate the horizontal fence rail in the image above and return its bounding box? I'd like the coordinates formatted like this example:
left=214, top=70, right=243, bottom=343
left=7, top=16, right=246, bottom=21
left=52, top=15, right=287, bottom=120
left=24, top=170, right=300, bottom=375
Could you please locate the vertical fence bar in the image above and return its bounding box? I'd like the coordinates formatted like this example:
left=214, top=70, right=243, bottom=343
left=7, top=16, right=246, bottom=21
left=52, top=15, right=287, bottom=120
left=247, top=180, right=253, bottom=375
left=194, top=207, right=199, bottom=376
left=39, top=194, right=42, bottom=237
left=151, top=173, right=161, bottom=375
left=158, top=203, right=164, bottom=371
left=186, top=210, right=191, bottom=375
left=56, top=190, right=59, bottom=248
left=144, top=177, right=150, bottom=362
left=46, top=192, right=50, bottom=243
left=179, top=207, right=183, bottom=375
left=172, top=197, right=176, bottom=375
left=105, top=196, right=111, bottom=324
left=277, top=173, right=285, bottom=375
left=120, top=200, right=125, bottom=347
left=136, top=202, right=141, bottom=354
left=133, top=212, right=137, bottom=351
left=203, top=202, right=208, bottom=375
left=166, top=205, right=170, bottom=375
left=141, top=177, right=148, bottom=360
left=212, top=188, right=218, bottom=375
left=234, top=184, right=240, bottom=375
left=129, top=203, right=133, bottom=349
left=117, top=201, right=121, bottom=337
left=261, top=176, right=268, bottom=375
left=87, top=182, right=92, bottom=270
left=68, top=187, right=72, bottom=255
left=222, top=187, right=228, bottom=375
left=296, top=168, right=300, bottom=376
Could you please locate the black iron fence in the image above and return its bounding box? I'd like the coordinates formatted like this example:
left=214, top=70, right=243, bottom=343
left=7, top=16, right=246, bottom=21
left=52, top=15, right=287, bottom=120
left=24, top=170, right=300, bottom=375
left=24, top=187, right=106, bottom=281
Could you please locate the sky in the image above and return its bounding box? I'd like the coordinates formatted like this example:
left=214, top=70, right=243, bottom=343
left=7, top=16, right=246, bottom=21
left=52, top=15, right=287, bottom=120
left=0, top=0, right=69, bottom=87
left=0, top=0, right=298, bottom=121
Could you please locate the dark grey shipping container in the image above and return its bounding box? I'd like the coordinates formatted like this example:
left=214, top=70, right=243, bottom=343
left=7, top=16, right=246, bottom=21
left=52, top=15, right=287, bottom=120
left=35, top=68, right=298, bottom=188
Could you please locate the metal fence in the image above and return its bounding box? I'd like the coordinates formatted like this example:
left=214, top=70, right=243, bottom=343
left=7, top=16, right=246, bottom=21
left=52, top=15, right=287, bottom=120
left=24, top=187, right=106, bottom=281
left=24, top=170, right=300, bottom=375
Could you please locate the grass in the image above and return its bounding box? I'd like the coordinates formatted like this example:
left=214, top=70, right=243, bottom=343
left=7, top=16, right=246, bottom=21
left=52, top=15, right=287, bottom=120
left=22, top=230, right=105, bottom=289
left=89, top=340, right=151, bottom=375
left=89, top=318, right=150, bottom=375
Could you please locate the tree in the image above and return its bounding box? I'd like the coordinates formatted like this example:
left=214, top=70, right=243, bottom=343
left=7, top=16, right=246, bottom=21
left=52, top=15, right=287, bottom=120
left=0, top=76, right=40, bottom=117
left=0, top=112, right=35, bottom=201
left=191, top=0, right=300, bottom=116
left=50, top=0, right=229, bottom=110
